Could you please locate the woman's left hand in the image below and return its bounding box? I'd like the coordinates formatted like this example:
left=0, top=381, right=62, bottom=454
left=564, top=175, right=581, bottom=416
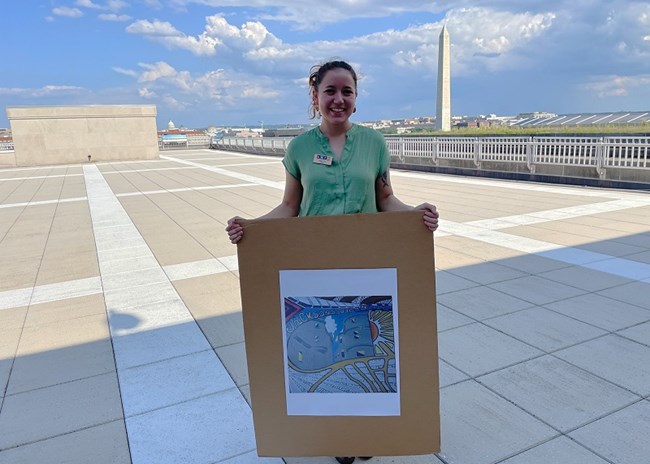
left=414, top=203, right=439, bottom=232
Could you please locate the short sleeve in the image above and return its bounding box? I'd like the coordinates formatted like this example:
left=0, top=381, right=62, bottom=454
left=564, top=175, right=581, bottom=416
left=282, top=138, right=301, bottom=180
left=376, top=132, right=391, bottom=177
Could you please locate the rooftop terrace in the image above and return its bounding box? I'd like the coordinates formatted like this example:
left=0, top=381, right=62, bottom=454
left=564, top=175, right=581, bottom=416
left=1, top=149, right=650, bottom=464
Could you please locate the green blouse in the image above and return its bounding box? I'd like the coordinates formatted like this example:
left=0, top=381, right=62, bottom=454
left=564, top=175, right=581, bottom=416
left=282, top=124, right=391, bottom=217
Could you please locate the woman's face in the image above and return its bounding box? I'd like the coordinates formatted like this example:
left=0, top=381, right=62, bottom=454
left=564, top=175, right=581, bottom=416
left=313, top=68, right=357, bottom=126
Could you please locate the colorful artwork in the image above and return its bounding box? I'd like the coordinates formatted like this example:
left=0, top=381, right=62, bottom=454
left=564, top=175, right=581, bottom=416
left=284, top=296, right=396, bottom=394
left=279, top=268, right=400, bottom=416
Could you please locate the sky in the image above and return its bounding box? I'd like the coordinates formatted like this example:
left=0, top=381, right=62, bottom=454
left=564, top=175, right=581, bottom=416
left=2, top=1, right=650, bottom=130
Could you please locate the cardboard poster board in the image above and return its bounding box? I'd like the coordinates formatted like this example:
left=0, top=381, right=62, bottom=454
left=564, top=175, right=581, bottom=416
left=237, top=211, right=440, bottom=457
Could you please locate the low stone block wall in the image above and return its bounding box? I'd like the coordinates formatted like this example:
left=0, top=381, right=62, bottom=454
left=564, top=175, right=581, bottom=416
left=6, top=105, right=160, bottom=166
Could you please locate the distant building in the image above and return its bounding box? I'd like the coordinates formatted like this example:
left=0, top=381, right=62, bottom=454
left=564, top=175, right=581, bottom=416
left=516, top=112, right=558, bottom=119
left=262, top=127, right=307, bottom=137
left=158, top=123, right=209, bottom=149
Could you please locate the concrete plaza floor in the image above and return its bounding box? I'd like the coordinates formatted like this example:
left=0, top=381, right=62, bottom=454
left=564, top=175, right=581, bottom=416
left=0, top=148, right=649, bottom=464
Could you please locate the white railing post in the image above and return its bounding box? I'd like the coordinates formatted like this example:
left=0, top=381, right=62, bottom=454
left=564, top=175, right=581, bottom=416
left=474, top=137, right=481, bottom=168
left=526, top=137, right=536, bottom=173
left=596, top=137, right=606, bottom=179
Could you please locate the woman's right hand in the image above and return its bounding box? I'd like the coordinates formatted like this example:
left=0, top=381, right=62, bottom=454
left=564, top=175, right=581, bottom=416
left=226, top=216, right=245, bottom=244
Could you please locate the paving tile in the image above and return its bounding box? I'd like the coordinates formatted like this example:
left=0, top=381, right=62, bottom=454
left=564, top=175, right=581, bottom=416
left=97, top=244, right=152, bottom=263
left=197, top=310, right=246, bottom=348
left=446, top=262, right=527, bottom=285
left=14, top=313, right=110, bottom=355
left=111, top=318, right=212, bottom=370
left=0, top=287, right=32, bottom=310
left=538, top=265, right=634, bottom=292
left=479, top=355, right=639, bottom=432
left=101, top=266, right=169, bottom=292
left=436, top=304, right=474, bottom=332
left=285, top=456, right=443, bottom=464
left=626, top=250, right=650, bottom=264
left=23, top=293, right=106, bottom=327
left=578, top=240, right=647, bottom=257
left=173, top=272, right=242, bottom=316
left=537, top=247, right=610, bottom=266
left=434, top=271, right=479, bottom=294
left=597, top=281, right=650, bottom=310
left=119, top=350, right=235, bottom=417
left=497, top=254, right=570, bottom=274
left=617, top=321, right=650, bottom=347
left=555, top=334, right=650, bottom=396
left=490, top=275, right=587, bottom=305
left=103, top=281, right=180, bottom=310
left=569, top=400, right=650, bottom=464
left=0, top=327, right=21, bottom=399
left=239, top=384, right=252, bottom=407
left=0, top=306, right=26, bottom=330
left=0, top=373, right=123, bottom=449
left=126, top=388, right=256, bottom=464
left=220, top=451, right=284, bottom=463
left=500, top=436, right=609, bottom=464
left=483, top=307, right=607, bottom=352
left=438, top=323, right=543, bottom=377
left=216, top=342, right=250, bottom=387
left=543, top=293, right=650, bottom=331
left=585, top=257, right=650, bottom=281
left=0, top=420, right=130, bottom=464
left=99, top=254, right=160, bottom=276
left=8, top=334, right=115, bottom=394
left=30, top=276, right=102, bottom=305
left=107, top=297, right=195, bottom=334
left=437, top=380, right=556, bottom=464
left=163, top=258, right=228, bottom=281
left=438, top=286, right=533, bottom=320
left=439, top=360, right=469, bottom=388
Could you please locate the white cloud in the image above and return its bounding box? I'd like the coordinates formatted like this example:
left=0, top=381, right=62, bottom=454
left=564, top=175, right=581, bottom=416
left=113, top=67, right=138, bottom=77
left=127, top=19, right=184, bottom=37
left=76, top=0, right=128, bottom=11
left=118, top=60, right=284, bottom=114
left=163, top=95, right=189, bottom=110
left=126, top=15, right=283, bottom=57
left=0, top=85, right=85, bottom=97
left=99, top=13, right=131, bottom=21
left=138, top=87, right=157, bottom=98
left=107, top=0, right=129, bottom=11
left=167, top=0, right=439, bottom=28
left=52, top=6, right=84, bottom=18
left=138, top=62, right=178, bottom=82
left=126, top=19, right=220, bottom=55
left=584, top=75, right=650, bottom=98
left=75, top=0, right=103, bottom=9
left=241, top=85, right=279, bottom=99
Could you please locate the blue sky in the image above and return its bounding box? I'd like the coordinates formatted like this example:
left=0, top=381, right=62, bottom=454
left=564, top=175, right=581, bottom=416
left=2, top=1, right=650, bottom=129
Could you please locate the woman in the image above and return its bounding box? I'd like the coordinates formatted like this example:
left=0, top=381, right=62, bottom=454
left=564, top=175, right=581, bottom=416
left=226, top=59, right=438, bottom=244
left=226, top=60, right=438, bottom=464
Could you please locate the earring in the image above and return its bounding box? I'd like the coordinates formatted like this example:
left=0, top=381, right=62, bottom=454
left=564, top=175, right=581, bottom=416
left=353, top=107, right=356, bottom=113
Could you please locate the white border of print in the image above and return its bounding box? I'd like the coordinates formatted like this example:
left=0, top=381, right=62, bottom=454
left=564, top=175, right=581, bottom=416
left=279, top=268, right=400, bottom=416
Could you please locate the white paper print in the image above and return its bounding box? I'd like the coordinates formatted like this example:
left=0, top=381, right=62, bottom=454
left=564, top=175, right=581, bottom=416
left=279, top=268, right=400, bottom=416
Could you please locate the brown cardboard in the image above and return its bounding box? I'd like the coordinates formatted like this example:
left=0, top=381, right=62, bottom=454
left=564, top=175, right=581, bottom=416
left=237, top=210, right=440, bottom=457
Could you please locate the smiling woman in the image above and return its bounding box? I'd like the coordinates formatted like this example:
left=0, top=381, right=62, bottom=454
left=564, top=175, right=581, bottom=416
left=225, top=59, right=439, bottom=244
left=225, top=61, right=439, bottom=463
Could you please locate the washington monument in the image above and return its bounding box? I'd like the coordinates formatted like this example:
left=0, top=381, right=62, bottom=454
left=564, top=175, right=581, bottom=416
left=436, top=25, right=451, bottom=131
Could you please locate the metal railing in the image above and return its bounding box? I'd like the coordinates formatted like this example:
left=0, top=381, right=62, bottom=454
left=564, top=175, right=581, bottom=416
left=218, top=137, right=291, bottom=153
left=216, top=135, right=650, bottom=179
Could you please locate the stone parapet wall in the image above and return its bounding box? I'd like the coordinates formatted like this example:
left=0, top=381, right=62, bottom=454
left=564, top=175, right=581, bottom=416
left=6, top=105, right=159, bottom=166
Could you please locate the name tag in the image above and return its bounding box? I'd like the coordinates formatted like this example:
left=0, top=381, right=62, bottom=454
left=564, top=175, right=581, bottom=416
left=313, top=153, right=333, bottom=166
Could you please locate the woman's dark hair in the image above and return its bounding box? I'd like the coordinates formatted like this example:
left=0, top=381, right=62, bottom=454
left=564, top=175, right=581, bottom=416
left=308, top=60, right=358, bottom=119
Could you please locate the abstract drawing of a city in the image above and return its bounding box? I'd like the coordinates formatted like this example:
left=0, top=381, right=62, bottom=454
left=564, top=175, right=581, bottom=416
left=284, top=295, right=397, bottom=394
